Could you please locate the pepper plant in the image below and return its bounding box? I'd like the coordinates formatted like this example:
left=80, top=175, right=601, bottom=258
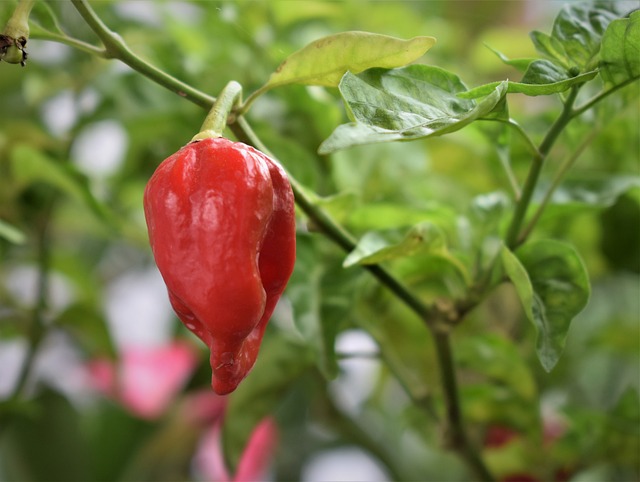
left=0, top=1, right=638, bottom=481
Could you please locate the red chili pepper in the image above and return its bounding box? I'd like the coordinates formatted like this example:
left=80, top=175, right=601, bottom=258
left=144, top=137, right=296, bottom=394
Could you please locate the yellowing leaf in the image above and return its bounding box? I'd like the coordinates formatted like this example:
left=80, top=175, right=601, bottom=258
left=265, top=31, right=436, bottom=89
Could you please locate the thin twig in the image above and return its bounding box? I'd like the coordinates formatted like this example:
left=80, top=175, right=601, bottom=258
left=518, top=129, right=599, bottom=243
left=504, top=86, right=581, bottom=249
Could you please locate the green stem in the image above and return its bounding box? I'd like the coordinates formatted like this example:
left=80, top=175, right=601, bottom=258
left=29, top=27, right=107, bottom=58
left=192, top=81, right=243, bottom=141
left=519, top=129, right=599, bottom=242
left=70, top=0, right=214, bottom=109
left=572, top=75, right=640, bottom=119
left=237, top=83, right=271, bottom=116
left=8, top=194, right=54, bottom=402
left=434, top=332, right=495, bottom=481
left=2, top=0, right=35, bottom=38
left=504, top=86, right=580, bottom=249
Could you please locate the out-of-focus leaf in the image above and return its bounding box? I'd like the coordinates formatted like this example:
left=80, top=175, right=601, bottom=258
left=536, top=175, right=640, bottom=208
left=600, top=10, right=640, bottom=87
left=600, top=193, right=640, bottom=273
left=84, top=403, right=158, bottom=482
left=344, top=222, right=471, bottom=286
left=222, top=334, right=313, bottom=473
left=263, top=31, right=435, bottom=89
left=470, top=191, right=511, bottom=226
left=10, top=145, right=116, bottom=230
left=55, top=303, right=117, bottom=358
left=287, top=234, right=355, bottom=379
left=0, top=390, right=91, bottom=482
left=501, top=240, right=590, bottom=372
left=456, top=333, right=537, bottom=401
left=29, top=1, right=66, bottom=36
left=0, top=219, right=26, bottom=244
left=313, top=191, right=359, bottom=225
left=348, top=202, right=457, bottom=231
left=344, top=222, right=446, bottom=267
left=356, top=287, right=434, bottom=415
left=319, top=65, right=507, bottom=153
left=536, top=177, right=640, bottom=231
left=530, top=3, right=622, bottom=71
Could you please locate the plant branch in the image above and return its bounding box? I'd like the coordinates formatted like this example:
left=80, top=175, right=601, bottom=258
left=2, top=0, right=35, bottom=39
left=70, top=0, right=215, bottom=109
left=571, top=76, right=640, bottom=118
left=193, top=81, right=243, bottom=141
left=434, top=331, right=495, bottom=481
left=8, top=195, right=55, bottom=402
left=518, top=129, right=599, bottom=242
left=504, top=86, right=580, bottom=249
left=237, top=83, right=271, bottom=116
left=29, top=26, right=107, bottom=57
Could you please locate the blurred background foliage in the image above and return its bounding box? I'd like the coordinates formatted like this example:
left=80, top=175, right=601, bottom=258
left=0, top=1, right=638, bottom=481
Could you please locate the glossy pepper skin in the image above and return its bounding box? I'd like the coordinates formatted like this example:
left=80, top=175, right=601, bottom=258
left=143, top=137, right=296, bottom=395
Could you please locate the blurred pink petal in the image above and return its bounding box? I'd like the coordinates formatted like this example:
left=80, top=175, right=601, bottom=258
left=86, top=358, right=116, bottom=396
left=119, top=341, right=198, bottom=419
left=195, top=417, right=277, bottom=482
left=183, top=389, right=228, bottom=426
left=195, top=422, right=231, bottom=482
left=234, top=418, right=277, bottom=482
left=86, top=340, right=199, bottom=419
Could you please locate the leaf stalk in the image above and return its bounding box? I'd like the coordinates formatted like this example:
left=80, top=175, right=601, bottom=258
left=504, top=85, right=580, bottom=248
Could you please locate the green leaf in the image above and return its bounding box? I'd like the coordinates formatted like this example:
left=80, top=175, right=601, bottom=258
left=348, top=202, right=457, bottom=231
left=319, top=65, right=507, bottom=154
left=0, top=219, right=26, bottom=244
left=530, top=3, right=622, bottom=72
left=469, top=191, right=511, bottom=232
left=501, top=240, right=591, bottom=372
left=485, top=44, right=536, bottom=72
left=29, top=1, right=66, bottom=36
left=600, top=10, right=640, bottom=87
left=10, top=145, right=116, bottom=231
left=287, top=234, right=346, bottom=379
left=222, top=334, right=313, bottom=472
left=263, top=31, right=435, bottom=89
left=456, top=333, right=537, bottom=401
left=344, top=222, right=446, bottom=267
left=537, top=175, right=640, bottom=209
left=460, top=67, right=598, bottom=99
left=312, top=191, right=359, bottom=224
left=344, top=222, right=471, bottom=285
left=55, top=303, right=117, bottom=358
left=0, top=390, right=91, bottom=482
left=522, top=59, right=573, bottom=84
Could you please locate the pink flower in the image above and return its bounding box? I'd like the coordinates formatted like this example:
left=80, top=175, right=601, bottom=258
left=182, top=389, right=227, bottom=426
left=194, top=417, right=278, bottom=482
left=87, top=340, right=199, bottom=419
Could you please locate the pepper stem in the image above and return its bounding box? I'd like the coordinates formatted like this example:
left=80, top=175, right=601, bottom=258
left=3, top=0, right=34, bottom=38
left=1, top=0, right=35, bottom=65
left=191, top=81, right=243, bottom=141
